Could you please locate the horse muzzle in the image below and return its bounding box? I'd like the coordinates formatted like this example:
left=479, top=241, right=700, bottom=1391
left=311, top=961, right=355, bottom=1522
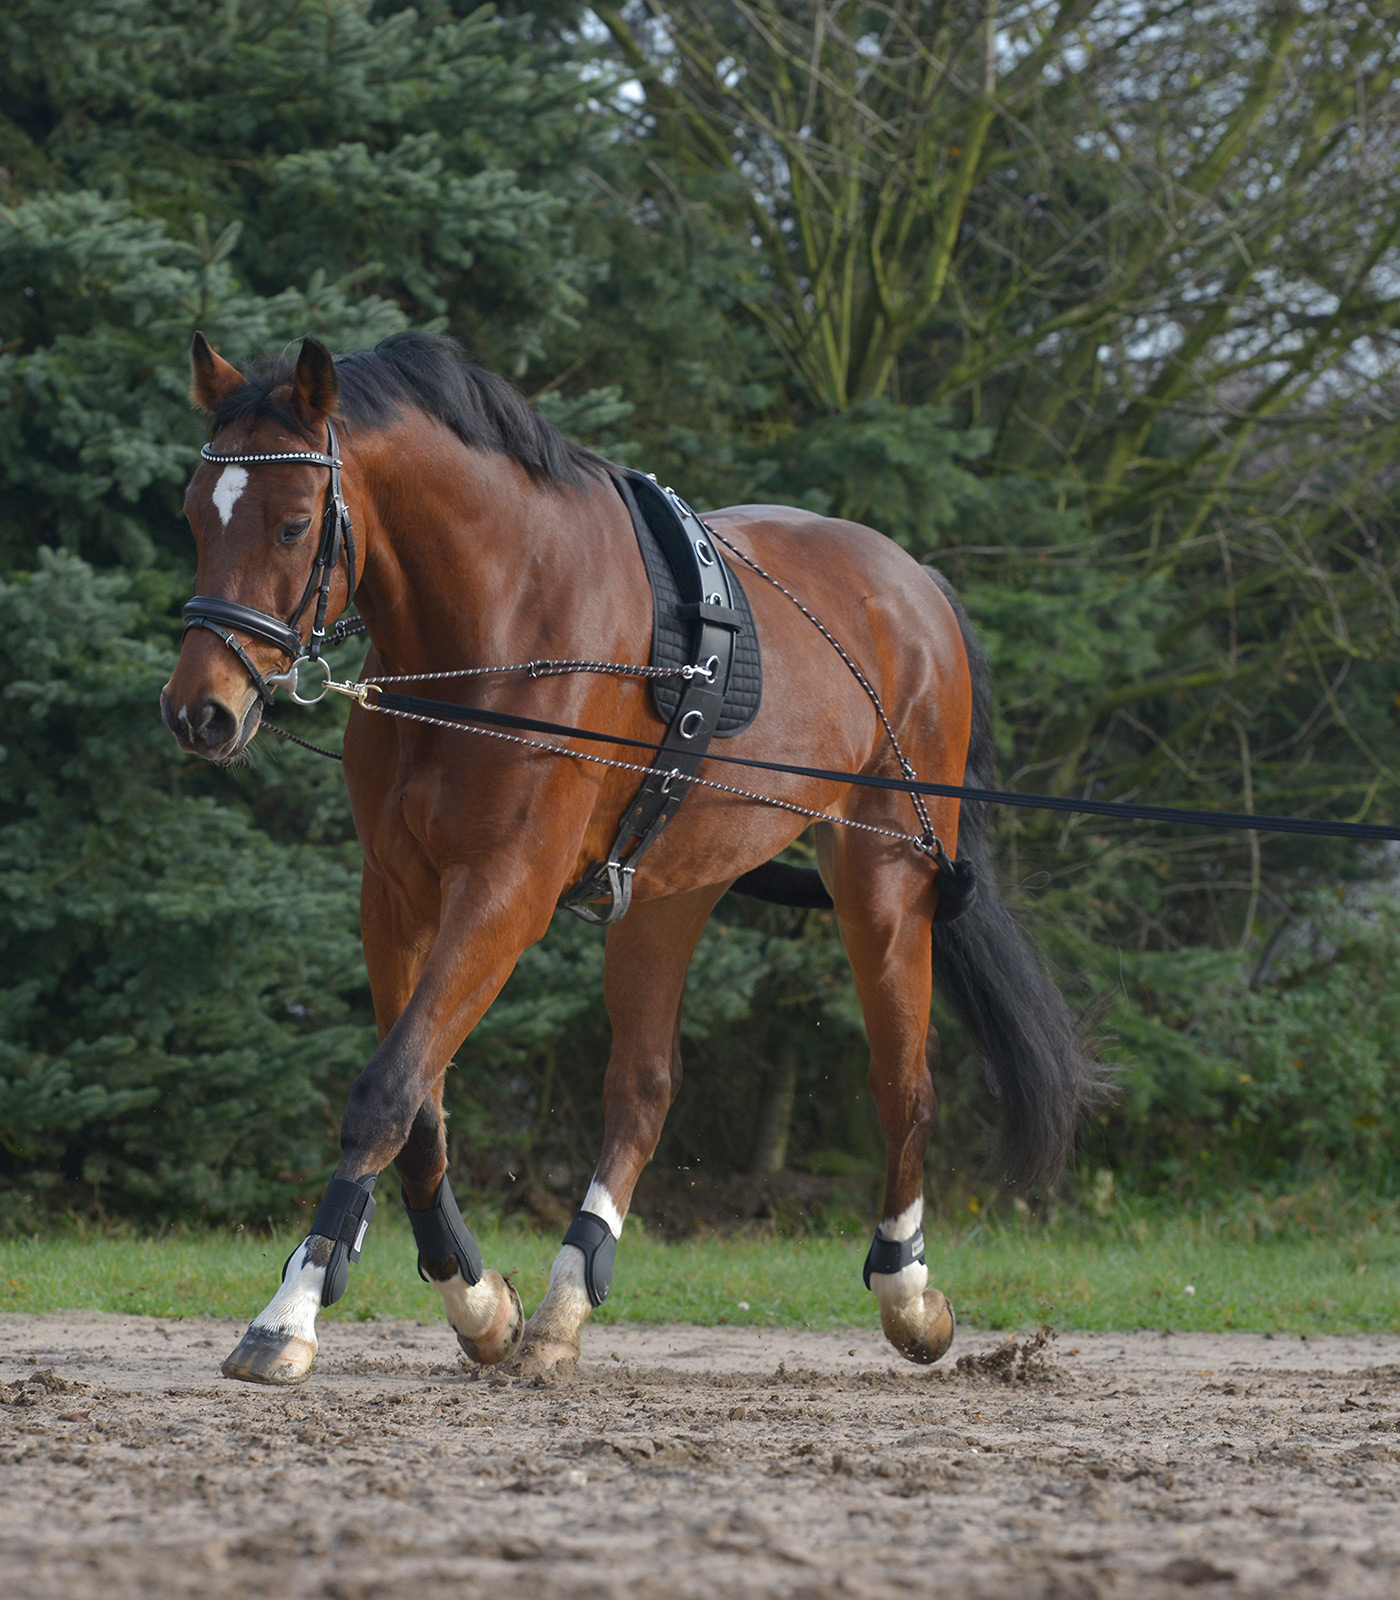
left=160, top=683, right=262, bottom=762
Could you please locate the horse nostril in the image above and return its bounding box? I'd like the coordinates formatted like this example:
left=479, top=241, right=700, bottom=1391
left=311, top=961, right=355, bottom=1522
left=189, top=697, right=239, bottom=750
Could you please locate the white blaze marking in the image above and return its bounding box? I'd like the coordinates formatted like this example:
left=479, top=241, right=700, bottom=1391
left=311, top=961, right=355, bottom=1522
left=212, top=465, right=248, bottom=527
left=869, top=1196, right=929, bottom=1307
left=248, top=1240, right=324, bottom=1343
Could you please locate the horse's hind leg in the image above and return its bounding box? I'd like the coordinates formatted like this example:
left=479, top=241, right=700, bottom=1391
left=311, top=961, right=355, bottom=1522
left=516, top=883, right=726, bottom=1374
left=822, top=830, right=955, bottom=1366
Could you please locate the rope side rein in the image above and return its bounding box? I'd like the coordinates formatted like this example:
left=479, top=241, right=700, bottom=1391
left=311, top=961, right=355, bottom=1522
left=311, top=660, right=1400, bottom=846
left=259, top=580, right=1400, bottom=850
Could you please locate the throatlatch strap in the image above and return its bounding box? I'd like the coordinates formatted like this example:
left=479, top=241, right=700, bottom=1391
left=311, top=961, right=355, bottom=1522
left=562, top=1210, right=618, bottom=1308
left=310, top=1175, right=377, bottom=1307
left=402, top=1178, right=483, bottom=1287
left=863, top=1228, right=926, bottom=1290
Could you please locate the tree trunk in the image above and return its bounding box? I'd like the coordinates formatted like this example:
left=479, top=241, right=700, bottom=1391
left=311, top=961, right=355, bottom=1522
left=750, top=1046, right=798, bottom=1175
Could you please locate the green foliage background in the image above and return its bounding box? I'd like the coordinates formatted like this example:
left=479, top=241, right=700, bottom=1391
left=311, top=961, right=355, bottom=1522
left=2, top=1, right=1398, bottom=1229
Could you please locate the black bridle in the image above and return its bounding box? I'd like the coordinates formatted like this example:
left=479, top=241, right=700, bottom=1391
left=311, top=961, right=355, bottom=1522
left=181, top=419, right=357, bottom=705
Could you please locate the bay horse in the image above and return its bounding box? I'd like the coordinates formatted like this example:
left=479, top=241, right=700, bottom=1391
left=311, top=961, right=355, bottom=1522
left=162, top=330, right=1092, bottom=1385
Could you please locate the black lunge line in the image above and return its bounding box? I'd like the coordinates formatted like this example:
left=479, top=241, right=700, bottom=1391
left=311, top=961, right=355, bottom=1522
left=351, top=686, right=1400, bottom=845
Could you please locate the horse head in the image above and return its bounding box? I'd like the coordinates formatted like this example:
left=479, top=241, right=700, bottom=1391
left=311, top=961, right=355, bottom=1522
left=162, top=333, right=358, bottom=761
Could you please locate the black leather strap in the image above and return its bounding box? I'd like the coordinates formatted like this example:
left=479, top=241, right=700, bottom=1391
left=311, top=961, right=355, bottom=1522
left=182, top=598, right=305, bottom=661
left=562, top=1209, right=618, bottom=1308
left=560, top=471, right=742, bottom=924
left=402, top=1177, right=483, bottom=1287
left=863, top=1227, right=926, bottom=1290
left=309, top=1174, right=377, bottom=1307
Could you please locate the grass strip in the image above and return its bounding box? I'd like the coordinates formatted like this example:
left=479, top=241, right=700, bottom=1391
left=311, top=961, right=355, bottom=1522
left=1, top=1213, right=1397, bottom=1334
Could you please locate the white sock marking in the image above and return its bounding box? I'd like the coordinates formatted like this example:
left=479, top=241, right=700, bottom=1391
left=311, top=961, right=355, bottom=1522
left=881, top=1198, right=924, bottom=1241
left=437, top=1271, right=506, bottom=1339
left=582, top=1179, right=624, bottom=1239
left=870, top=1197, right=928, bottom=1306
left=249, top=1241, right=324, bottom=1343
left=212, top=465, right=248, bottom=527
left=532, top=1180, right=623, bottom=1337
left=539, top=1245, right=593, bottom=1329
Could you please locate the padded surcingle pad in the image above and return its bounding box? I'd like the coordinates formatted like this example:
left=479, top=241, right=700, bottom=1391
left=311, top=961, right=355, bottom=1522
left=624, top=473, right=762, bottom=735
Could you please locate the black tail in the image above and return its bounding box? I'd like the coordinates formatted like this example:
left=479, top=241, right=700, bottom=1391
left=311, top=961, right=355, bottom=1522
left=926, top=570, right=1098, bottom=1187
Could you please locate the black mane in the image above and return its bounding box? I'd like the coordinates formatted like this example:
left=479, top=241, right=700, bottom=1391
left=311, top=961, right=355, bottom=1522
left=208, top=330, right=608, bottom=490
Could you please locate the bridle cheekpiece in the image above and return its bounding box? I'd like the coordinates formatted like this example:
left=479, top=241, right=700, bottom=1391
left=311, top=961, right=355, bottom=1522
left=181, top=418, right=357, bottom=706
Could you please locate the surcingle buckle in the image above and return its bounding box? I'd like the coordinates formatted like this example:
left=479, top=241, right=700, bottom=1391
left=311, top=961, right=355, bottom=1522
left=561, top=859, right=635, bottom=925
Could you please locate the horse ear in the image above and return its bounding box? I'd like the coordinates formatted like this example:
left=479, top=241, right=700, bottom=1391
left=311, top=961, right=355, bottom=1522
left=189, top=332, right=245, bottom=412
left=291, top=336, right=339, bottom=426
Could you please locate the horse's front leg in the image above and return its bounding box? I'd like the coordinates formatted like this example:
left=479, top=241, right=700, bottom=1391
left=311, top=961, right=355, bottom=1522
left=220, top=868, right=546, bottom=1385
left=517, top=883, right=726, bottom=1374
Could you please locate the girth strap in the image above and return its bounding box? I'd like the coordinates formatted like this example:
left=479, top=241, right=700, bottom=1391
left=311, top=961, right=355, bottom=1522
left=401, top=1177, right=483, bottom=1287
left=560, top=472, right=744, bottom=925
left=863, top=1227, right=926, bottom=1290
left=309, top=1174, right=377, bottom=1307
left=562, top=1209, right=618, bottom=1308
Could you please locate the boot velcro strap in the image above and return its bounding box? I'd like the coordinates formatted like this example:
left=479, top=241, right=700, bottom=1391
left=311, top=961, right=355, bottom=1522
left=862, top=1228, right=926, bottom=1289
left=310, top=1177, right=377, bottom=1263
left=402, top=1177, right=483, bottom=1287
left=562, top=1210, right=618, bottom=1308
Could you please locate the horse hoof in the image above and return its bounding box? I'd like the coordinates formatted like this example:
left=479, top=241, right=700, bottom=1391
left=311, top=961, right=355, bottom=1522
left=456, top=1272, right=524, bottom=1367
left=221, top=1326, right=317, bottom=1385
left=510, top=1330, right=581, bottom=1377
left=881, top=1288, right=956, bottom=1367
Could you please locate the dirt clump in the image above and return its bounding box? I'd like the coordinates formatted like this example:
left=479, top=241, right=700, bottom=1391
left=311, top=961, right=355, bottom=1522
left=952, top=1323, right=1059, bottom=1382
left=1, top=1365, right=90, bottom=1406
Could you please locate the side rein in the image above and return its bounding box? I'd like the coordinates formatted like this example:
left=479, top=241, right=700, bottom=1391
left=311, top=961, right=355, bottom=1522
left=181, top=419, right=357, bottom=704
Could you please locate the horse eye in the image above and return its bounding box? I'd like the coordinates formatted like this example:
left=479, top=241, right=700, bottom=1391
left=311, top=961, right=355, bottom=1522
left=278, top=518, right=312, bottom=545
